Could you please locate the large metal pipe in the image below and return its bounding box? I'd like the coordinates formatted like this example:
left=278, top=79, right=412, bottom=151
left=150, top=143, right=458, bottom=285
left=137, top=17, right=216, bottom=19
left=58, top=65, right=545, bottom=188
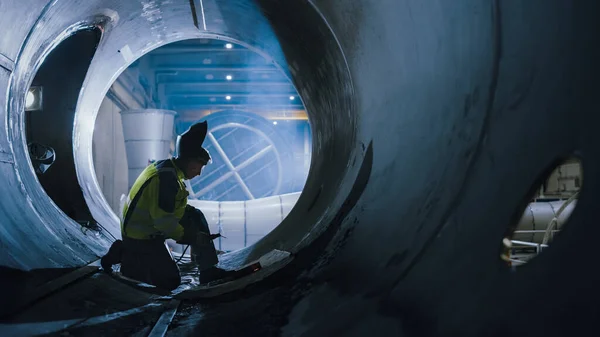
left=189, top=192, right=299, bottom=252
left=109, top=79, right=144, bottom=110
left=0, top=0, right=599, bottom=336
left=514, top=200, right=577, bottom=244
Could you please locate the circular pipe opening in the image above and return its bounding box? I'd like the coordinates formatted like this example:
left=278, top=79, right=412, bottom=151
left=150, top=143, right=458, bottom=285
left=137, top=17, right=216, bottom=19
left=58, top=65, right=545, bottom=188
left=8, top=0, right=361, bottom=293
left=23, top=28, right=102, bottom=224
left=96, top=38, right=314, bottom=260
left=501, top=156, right=583, bottom=268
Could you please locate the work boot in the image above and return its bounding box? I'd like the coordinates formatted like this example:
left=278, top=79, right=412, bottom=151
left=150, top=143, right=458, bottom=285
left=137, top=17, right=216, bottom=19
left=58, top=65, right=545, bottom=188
left=198, top=266, right=236, bottom=284
left=100, top=240, right=123, bottom=274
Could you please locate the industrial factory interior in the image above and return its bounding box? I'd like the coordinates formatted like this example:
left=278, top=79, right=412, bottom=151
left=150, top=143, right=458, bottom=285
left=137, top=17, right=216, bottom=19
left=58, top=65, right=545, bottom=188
left=0, top=0, right=599, bottom=336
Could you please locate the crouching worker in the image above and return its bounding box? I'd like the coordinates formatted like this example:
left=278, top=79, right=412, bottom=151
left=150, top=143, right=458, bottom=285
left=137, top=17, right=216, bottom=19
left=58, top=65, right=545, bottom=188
left=101, top=121, right=234, bottom=290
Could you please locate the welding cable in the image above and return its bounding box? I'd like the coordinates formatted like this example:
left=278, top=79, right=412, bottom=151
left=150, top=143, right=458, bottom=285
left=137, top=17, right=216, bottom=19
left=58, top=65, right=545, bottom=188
left=174, top=245, right=191, bottom=264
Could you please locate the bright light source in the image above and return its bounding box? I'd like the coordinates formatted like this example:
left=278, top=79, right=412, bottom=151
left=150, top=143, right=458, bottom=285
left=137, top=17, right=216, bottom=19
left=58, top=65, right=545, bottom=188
left=289, top=96, right=295, bottom=101
left=25, top=86, right=42, bottom=111
left=226, top=75, right=233, bottom=81
left=273, top=121, right=278, bottom=125
left=225, top=43, right=233, bottom=49
left=26, top=91, right=35, bottom=108
left=225, top=95, right=231, bottom=100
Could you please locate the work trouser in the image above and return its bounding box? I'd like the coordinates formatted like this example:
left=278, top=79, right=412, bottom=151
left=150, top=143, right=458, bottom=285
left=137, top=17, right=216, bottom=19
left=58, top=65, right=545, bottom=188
left=179, top=206, right=219, bottom=271
left=102, top=208, right=219, bottom=290
left=120, top=237, right=181, bottom=290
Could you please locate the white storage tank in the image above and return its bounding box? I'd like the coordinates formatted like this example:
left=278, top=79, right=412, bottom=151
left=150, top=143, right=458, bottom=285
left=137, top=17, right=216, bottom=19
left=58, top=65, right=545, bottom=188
left=120, top=109, right=176, bottom=189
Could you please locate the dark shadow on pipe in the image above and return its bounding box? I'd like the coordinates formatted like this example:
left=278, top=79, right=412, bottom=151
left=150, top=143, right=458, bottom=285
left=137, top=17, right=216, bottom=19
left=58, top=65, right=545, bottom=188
left=26, top=28, right=101, bottom=223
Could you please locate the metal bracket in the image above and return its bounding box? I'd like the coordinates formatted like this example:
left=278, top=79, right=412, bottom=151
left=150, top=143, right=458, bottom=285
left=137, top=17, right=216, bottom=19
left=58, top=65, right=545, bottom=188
left=0, top=53, right=15, bottom=72
left=189, top=0, right=206, bottom=30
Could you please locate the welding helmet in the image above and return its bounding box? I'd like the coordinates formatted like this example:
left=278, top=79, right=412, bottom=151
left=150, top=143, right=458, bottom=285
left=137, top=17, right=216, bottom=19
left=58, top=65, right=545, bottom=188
left=176, top=121, right=212, bottom=164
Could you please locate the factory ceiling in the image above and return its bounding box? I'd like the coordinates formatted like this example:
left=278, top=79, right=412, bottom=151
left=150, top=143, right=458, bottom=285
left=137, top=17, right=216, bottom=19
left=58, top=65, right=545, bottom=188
left=121, top=39, right=305, bottom=121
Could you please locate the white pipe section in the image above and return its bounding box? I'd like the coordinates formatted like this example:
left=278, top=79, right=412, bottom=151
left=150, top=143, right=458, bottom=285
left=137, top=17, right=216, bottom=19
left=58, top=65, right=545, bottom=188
left=120, top=109, right=176, bottom=189
left=186, top=192, right=300, bottom=252
left=514, top=200, right=576, bottom=244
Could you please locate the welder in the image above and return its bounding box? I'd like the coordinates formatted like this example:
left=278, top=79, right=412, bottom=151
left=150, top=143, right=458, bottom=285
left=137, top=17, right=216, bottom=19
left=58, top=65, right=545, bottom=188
left=100, top=121, right=234, bottom=290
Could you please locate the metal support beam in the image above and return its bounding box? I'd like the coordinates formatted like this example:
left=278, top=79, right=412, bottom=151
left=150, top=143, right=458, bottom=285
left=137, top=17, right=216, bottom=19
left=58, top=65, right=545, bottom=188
left=154, top=70, right=289, bottom=82
left=198, top=134, right=263, bottom=182
left=154, top=65, right=278, bottom=72
left=188, top=0, right=206, bottom=30
left=172, top=106, right=307, bottom=116
left=110, top=80, right=144, bottom=110
left=105, top=89, right=129, bottom=111
left=168, top=92, right=299, bottom=97
left=176, top=108, right=306, bottom=117
left=192, top=141, right=274, bottom=199
left=207, top=132, right=255, bottom=200
left=157, top=81, right=293, bottom=87
left=0, top=52, right=14, bottom=72
left=114, top=71, right=154, bottom=108
left=151, top=47, right=256, bottom=54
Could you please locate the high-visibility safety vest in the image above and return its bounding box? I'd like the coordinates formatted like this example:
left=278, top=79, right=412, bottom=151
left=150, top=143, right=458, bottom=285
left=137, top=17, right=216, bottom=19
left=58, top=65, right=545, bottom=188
left=121, top=158, right=188, bottom=241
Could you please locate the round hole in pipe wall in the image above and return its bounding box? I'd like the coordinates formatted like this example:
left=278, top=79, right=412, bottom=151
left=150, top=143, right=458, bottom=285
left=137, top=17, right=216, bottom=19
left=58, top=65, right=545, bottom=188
left=23, top=28, right=102, bottom=224
left=93, top=38, right=313, bottom=258
left=10, top=0, right=355, bottom=295
left=501, top=156, right=583, bottom=268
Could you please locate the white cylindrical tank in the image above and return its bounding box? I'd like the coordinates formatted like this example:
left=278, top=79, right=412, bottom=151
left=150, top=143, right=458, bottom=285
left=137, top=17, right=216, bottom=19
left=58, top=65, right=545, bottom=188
left=513, top=200, right=576, bottom=243
left=185, top=192, right=302, bottom=252
left=121, top=109, right=176, bottom=189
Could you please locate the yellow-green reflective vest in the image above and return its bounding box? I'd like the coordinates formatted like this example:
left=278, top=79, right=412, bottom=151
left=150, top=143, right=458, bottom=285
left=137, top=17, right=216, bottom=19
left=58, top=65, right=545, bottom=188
left=121, top=158, right=188, bottom=241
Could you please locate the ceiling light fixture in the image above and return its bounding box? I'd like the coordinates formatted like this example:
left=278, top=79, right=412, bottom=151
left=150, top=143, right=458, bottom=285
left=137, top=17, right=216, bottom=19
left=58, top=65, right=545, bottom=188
left=26, top=91, right=35, bottom=107
left=225, top=95, right=231, bottom=100
left=225, top=43, right=233, bottom=49
left=226, top=75, right=233, bottom=81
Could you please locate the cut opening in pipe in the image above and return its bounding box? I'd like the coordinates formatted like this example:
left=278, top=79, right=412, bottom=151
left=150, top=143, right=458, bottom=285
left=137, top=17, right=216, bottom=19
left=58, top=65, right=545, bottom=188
left=25, top=28, right=102, bottom=224
left=4, top=0, right=359, bottom=294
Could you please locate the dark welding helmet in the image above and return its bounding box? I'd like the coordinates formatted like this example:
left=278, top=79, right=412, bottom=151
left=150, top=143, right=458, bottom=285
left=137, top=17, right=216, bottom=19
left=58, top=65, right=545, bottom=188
left=176, top=121, right=212, bottom=164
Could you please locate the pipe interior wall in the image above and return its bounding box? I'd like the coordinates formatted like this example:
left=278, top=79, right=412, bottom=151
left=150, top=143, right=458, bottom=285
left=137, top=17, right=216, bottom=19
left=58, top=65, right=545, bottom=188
left=0, top=0, right=599, bottom=336
left=0, top=24, right=111, bottom=274
left=28, top=29, right=102, bottom=223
